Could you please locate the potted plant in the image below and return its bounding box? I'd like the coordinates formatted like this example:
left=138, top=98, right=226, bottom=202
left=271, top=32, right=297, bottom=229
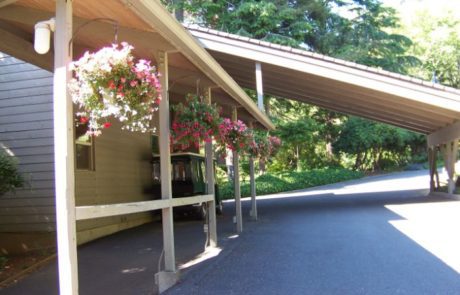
left=68, top=42, right=162, bottom=136
left=170, top=94, right=222, bottom=150
left=249, top=133, right=281, bottom=160
left=217, top=118, right=254, bottom=154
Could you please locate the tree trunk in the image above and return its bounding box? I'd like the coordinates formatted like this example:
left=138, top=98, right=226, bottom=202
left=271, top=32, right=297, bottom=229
left=264, top=96, right=271, bottom=117
left=259, top=159, right=266, bottom=175
left=326, top=141, right=333, bottom=159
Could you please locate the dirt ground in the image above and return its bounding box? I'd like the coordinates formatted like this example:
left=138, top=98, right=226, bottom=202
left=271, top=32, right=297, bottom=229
left=0, top=252, right=55, bottom=288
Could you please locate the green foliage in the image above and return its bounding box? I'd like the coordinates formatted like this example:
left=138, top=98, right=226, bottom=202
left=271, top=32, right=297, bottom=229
left=332, top=0, right=420, bottom=74
left=164, top=0, right=428, bottom=173
left=219, top=168, right=363, bottom=199
left=171, top=94, right=222, bottom=151
left=399, top=5, right=460, bottom=88
left=0, top=149, right=24, bottom=196
left=333, top=117, right=426, bottom=171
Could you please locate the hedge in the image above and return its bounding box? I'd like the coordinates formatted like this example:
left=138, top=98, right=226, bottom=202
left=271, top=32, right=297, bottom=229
left=219, top=168, right=363, bottom=199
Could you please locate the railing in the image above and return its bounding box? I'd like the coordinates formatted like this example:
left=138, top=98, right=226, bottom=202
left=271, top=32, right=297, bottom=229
left=75, top=194, right=214, bottom=220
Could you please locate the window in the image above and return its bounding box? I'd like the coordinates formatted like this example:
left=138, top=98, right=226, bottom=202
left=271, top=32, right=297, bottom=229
left=75, top=117, right=95, bottom=170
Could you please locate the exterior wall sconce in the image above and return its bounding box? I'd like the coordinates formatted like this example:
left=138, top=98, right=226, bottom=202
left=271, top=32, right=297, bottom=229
left=34, top=17, right=118, bottom=55
left=34, top=18, right=55, bottom=54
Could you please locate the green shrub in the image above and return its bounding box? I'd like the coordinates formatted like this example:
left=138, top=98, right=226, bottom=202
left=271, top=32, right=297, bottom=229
left=0, top=149, right=24, bottom=196
left=219, top=168, right=363, bottom=199
left=0, top=255, right=7, bottom=270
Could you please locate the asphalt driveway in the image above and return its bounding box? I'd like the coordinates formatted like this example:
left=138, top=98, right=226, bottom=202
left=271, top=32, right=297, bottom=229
left=2, top=170, right=460, bottom=294
left=167, top=170, right=460, bottom=294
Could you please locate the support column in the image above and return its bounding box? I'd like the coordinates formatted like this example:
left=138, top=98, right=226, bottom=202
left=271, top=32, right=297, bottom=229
left=53, top=1, right=78, bottom=294
left=249, top=122, right=257, bottom=220
left=434, top=147, right=440, bottom=189
left=253, top=62, right=264, bottom=220
left=428, top=147, right=435, bottom=192
left=233, top=107, right=243, bottom=233
left=444, top=141, right=459, bottom=194
left=155, top=51, right=178, bottom=293
left=255, top=62, right=264, bottom=112
left=451, top=141, right=459, bottom=194
left=204, top=88, right=217, bottom=247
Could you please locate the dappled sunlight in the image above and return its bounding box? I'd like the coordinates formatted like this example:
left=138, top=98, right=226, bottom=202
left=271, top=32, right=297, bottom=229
left=335, top=173, right=430, bottom=195
left=0, top=143, right=15, bottom=156
left=178, top=247, right=222, bottom=271
left=224, top=172, right=432, bottom=203
left=386, top=201, right=460, bottom=274
left=121, top=267, right=147, bottom=274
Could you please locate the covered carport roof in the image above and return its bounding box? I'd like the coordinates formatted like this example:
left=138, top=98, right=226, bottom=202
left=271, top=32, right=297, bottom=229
left=188, top=25, right=460, bottom=136
left=0, top=0, right=274, bottom=129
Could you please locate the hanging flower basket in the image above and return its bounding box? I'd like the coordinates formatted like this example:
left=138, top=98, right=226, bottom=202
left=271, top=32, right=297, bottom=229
left=217, top=118, right=254, bottom=154
left=68, top=42, right=162, bottom=136
left=170, top=94, right=222, bottom=150
left=249, top=134, right=282, bottom=160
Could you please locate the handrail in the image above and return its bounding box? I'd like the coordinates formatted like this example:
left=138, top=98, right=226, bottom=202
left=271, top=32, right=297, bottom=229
left=75, top=194, right=214, bottom=220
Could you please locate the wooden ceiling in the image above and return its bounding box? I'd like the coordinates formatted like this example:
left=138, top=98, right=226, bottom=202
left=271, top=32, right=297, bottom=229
left=0, top=0, right=273, bottom=128
left=189, top=26, right=460, bottom=135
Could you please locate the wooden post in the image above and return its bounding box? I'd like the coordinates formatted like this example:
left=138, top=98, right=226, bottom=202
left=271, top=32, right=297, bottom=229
left=204, top=88, right=217, bottom=247
left=232, top=107, right=243, bottom=233
left=249, top=122, right=257, bottom=220
left=155, top=51, right=178, bottom=293
left=255, top=62, right=264, bottom=112
left=434, top=147, right=440, bottom=189
left=428, top=147, right=435, bottom=192
left=447, top=140, right=458, bottom=194
left=53, top=1, right=78, bottom=294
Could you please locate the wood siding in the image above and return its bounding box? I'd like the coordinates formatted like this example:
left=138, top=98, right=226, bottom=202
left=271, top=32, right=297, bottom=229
left=0, top=54, right=155, bottom=244
left=75, top=119, right=155, bottom=242
left=0, top=53, right=55, bottom=233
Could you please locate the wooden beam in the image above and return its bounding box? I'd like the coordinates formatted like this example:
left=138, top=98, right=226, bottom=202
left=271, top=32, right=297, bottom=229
left=157, top=50, right=176, bottom=275
left=76, top=195, right=214, bottom=220
left=204, top=88, right=217, bottom=247
left=53, top=1, right=78, bottom=294
left=428, top=121, right=460, bottom=147
left=232, top=107, right=243, bottom=233
left=0, top=0, right=17, bottom=9
left=0, top=25, right=53, bottom=71
left=255, top=62, right=264, bottom=112
left=126, top=0, right=274, bottom=130
left=248, top=121, right=257, bottom=221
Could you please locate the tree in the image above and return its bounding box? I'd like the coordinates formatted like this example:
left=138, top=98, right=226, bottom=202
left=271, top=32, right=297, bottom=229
left=331, top=0, right=419, bottom=74
left=163, top=0, right=426, bottom=172
left=397, top=3, right=460, bottom=88
left=333, top=117, right=425, bottom=171
left=274, top=117, right=320, bottom=171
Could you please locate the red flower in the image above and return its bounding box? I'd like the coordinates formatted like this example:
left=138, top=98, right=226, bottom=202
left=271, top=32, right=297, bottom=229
left=79, top=116, right=89, bottom=124
left=108, top=80, right=116, bottom=89
left=103, top=122, right=112, bottom=129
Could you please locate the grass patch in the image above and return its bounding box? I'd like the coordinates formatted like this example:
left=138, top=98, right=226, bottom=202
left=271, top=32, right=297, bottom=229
left=219, top=168, right=364, bottom=199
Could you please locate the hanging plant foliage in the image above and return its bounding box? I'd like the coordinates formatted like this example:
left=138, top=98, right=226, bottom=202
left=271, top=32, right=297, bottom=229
left=217, top=118, right=254, bottom=154
left=68, top=42, right=162, bottom=136
left=170, top=94, right=222, bottom=150
left=249, top=133, right=282, bottom=160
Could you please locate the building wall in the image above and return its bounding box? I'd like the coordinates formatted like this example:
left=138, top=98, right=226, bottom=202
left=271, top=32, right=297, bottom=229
left=0, top=54, right=156, bottom=251
left=0, top=53, right=56, bottom=234
left=75, top=119, right=155, bottom=244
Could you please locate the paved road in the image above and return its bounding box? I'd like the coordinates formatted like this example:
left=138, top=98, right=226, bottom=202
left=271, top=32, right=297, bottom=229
left=2, top=170, right=460, bottom=294
left=167, top=170, right=460, bottom=294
